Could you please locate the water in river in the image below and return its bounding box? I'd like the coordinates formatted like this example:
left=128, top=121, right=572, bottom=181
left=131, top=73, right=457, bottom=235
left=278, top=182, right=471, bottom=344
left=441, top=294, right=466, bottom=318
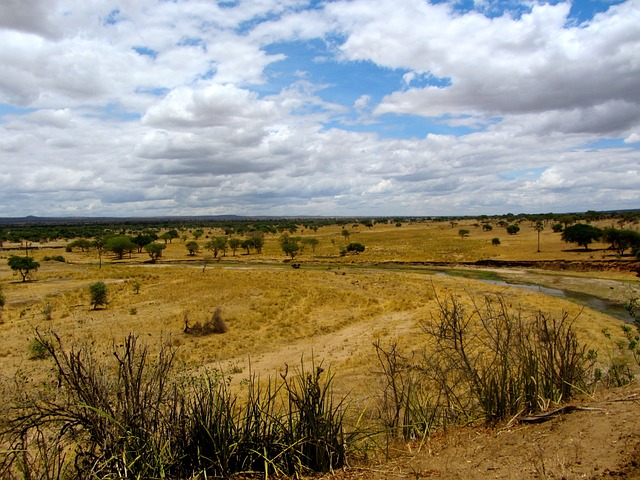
left=478, top=279, right=633, bottom=323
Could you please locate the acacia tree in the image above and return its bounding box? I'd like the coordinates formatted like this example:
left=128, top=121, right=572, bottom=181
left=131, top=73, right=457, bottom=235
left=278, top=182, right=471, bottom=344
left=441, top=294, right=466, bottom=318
left=144, top=242, right=166, bottom=262
left=301, top=237, right=320, bottom=253
left=8, top=255, right=40, bottom=282
left=104, top=235, right=137, bottom=260
left=561, top=224, right=602, bottom=250
left=228, top=237, right=242, bottom=256
left=246, top=232, right=264, bottom=253
left=185, top=241, right=200, bottom=256
left=66, top=238, right=92, bottom=252
left=279, top=233, right=300, bottom=259
left=205, top=237, right=228, bottom=258
left=603, top=228, right=640, bottom=255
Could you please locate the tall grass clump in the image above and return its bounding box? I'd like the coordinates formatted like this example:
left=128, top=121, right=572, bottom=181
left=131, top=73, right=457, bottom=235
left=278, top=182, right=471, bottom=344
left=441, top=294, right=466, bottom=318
left=0, top=331, right=353, bottom=479
left=421, top=292, right=596, bottom=424
left=373, top=292, right=598, bottom=441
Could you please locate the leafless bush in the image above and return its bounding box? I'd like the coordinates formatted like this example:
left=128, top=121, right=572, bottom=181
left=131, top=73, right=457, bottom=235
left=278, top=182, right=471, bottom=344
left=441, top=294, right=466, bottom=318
left=419, top=292, right=596, bottom=423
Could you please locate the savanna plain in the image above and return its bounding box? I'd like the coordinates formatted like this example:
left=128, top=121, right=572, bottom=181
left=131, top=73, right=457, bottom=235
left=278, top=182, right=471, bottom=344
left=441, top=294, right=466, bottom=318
left=1, top=217, right=640, bottom=479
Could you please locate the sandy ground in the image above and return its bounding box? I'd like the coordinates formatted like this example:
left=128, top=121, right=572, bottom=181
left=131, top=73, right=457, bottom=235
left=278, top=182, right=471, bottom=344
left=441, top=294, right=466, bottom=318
left=326, top=383, right=640, bottom=480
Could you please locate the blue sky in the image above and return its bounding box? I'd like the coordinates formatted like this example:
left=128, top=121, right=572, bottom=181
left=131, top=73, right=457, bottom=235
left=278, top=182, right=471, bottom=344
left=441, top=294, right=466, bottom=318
left=0, top=0, right=638, bottom=217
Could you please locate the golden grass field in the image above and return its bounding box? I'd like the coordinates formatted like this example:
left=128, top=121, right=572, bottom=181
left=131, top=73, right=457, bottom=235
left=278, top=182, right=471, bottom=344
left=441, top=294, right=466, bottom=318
left=1, top=219, right=638, bottom=404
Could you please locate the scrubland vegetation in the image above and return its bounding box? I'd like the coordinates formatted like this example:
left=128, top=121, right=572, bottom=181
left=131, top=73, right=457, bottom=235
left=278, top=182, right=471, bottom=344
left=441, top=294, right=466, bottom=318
left=0, top=212, right=639, bottom=478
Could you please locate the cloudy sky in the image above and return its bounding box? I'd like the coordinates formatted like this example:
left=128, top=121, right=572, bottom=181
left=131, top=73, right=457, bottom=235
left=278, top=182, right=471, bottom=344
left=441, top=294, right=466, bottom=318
left=0, top=0, right=639, bottom=218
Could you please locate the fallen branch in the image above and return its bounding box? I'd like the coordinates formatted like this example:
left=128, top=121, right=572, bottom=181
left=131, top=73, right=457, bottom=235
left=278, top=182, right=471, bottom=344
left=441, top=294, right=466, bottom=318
left=519, top=406, right=605, bottom=424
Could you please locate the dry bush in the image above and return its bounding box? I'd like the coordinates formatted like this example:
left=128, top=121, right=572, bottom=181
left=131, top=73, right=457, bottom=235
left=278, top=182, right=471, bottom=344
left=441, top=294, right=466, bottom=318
left=184, top=307, right=228, bottom=335
left=0, top=332, right=352, bottom=479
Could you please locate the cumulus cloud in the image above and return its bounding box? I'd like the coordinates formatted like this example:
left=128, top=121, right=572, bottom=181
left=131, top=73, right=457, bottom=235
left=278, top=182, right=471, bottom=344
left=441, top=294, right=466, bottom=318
left=0, top=0, right=638, bottom=217
left=325, top=0, right=640, bottom=136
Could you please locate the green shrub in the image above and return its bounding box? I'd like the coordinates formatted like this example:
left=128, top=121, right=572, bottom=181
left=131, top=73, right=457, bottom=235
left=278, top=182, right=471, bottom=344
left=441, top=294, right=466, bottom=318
left=88, top=281, right=108, bottom=309
left=28, top=337, right=50, bottom=359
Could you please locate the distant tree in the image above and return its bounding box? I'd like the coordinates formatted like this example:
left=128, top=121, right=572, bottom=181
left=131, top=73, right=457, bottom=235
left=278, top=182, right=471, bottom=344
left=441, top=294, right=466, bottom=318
left=89, top=281, right=108, bottom=310
left=561, top=224, right=602, bottom=250
left=166, top=229, right=180, bottom=243
left=458, top=229, right=470, bottom=239
left=558, top=215, right=576, bottom=229
left=92, top=236, right=107, bottom=269
left=66, top=238, right=92, bottom=252
left=552, top=223, right=564, bottom=233
left=492, top=238, right=501, bottom=246
left=241, top=239, right=253, bottom=255
left=159, top=232, right=172, bottom=244
left=104, top=235, right=137, bottom=260
left=341, top=229, right=350, bottom=241
left=8, top=255, right=40, bottom=282
left=0, top=284, right=5, bottom=311
left=143, top=242, right=166, bottom=262
left=228, top=237, right=242, bottom=256
left=185, top=241, right=200, bottom=256
left=205, top=237, right=227, bottom=258
left=534, top=220, right=544, bottom=252
left=282, top=241, right=300, bottom=259
left=602, top=228, right=640, bottom=256
left=482, top=224, right=493, bottom=231
left=302, top=237, right=320, bottom=253
left=506, top=225, right=520, bottom=235
left=246, top=232, right=264, bottom=253
left=362, top=220, right=374, bottom=229
left=346, top=242, right=365, bottom=254
left=192, top=229, right=204, bottom=240
left=132, top=234, right=155, bottom=253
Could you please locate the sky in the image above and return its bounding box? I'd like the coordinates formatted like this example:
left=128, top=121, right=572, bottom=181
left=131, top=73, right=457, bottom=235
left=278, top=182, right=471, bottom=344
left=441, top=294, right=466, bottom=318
left=0, top=0, right=639, bottom=218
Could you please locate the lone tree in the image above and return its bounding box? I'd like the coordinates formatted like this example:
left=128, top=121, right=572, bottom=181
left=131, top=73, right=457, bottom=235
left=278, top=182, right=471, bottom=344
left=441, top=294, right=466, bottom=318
left=89, top=281, right=108, bottom=309
left=143, top=242, right=166, bottom=262
left=8, top=255, right=40, bottom=282
left=561, top=224, right=602, bottom=250
left=534, top=220, right=544, bottom=252
left=458, top=229, right=470, bottom=239
left=506, top=224, right=520, bottom=235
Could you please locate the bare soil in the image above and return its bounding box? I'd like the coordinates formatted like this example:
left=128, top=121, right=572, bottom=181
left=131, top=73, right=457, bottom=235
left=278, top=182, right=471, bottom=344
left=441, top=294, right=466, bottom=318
left=328, top=383, right=640, bottom=480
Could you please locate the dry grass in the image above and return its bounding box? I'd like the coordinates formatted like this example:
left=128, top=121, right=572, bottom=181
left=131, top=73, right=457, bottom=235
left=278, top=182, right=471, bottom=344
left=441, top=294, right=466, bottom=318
left=0, top=220, right=636, bottom=405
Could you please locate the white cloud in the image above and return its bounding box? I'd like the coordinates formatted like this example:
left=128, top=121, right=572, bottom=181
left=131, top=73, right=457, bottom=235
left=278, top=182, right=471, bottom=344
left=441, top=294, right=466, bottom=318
left=0, top=0, right=638, bottom=217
